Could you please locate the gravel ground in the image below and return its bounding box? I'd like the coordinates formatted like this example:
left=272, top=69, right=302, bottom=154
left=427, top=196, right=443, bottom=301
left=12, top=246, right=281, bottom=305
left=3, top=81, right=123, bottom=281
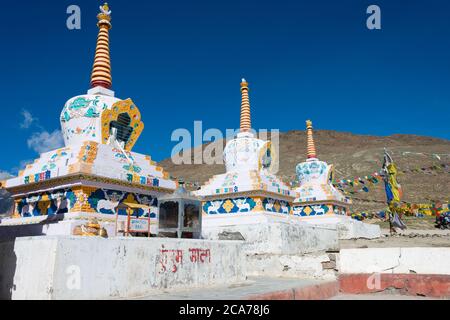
left=340, top=229, right=450, bottom=249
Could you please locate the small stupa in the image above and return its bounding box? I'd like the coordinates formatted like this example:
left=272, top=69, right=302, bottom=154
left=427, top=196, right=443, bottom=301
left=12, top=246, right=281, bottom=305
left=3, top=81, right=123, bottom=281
left=195, top=79, right=292, bottom=219
left=0, top=4, right=176, bottom=236
left=291, top=120, right=380, bottom=239
left=292, top=120, right=351, bottom=217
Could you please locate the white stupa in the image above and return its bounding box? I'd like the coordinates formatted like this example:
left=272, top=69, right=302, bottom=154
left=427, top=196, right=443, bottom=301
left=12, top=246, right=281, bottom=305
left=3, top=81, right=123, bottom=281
left=291, top=120, right=381, bottom=239
left=292, top=120, right=351, bottom=218
left=195, top=79, right=292, bottom=221
left=0, top=4, right=176, bottom=236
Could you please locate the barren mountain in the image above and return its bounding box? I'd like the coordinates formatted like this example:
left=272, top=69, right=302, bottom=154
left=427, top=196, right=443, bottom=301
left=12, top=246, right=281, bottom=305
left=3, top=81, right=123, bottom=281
left=159, top=130, right=450, bottom=213
left=0, top=131, right=448, bottom=216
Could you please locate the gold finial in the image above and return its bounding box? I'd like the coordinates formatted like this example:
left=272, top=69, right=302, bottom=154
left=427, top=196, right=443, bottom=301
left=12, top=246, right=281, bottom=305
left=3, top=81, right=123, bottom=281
left=97, top=3, right=112, bottom=28
left=306, top=120, right=317, bottom=159
left=91, top=3, right=112, bottom=89
left=239, top=78, right=251, bottom=132
left=102, top=2, right=110, bottom=12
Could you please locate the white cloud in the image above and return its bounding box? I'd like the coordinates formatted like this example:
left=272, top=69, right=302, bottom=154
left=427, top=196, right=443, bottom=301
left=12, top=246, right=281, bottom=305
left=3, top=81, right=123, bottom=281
left=20, top=109, right=37, bottom=129
left=20, top=109, right=64, bottom=154
left=0, top=171, right=12, bottom=180
left=27, top=130, right=64, bottom=154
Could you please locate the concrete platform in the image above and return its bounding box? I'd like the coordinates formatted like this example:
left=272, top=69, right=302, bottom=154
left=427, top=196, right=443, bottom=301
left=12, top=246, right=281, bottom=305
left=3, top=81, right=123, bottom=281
left=139, top=274, right=450, bottom=300
left=202, top=212, right=339, bottom=255
left=337, top=247, right=450, bottom=298
left=340, top=233, right=450, bottom=249
left=0, top=212, right=152, bottom=241
left=0, top=236, right=246, bottom=300
left=202, top=212, right=339, bottom=279
left=339, top=247, right=450, bottom=275
left=300, top=215, right=381, bottom=240
left=139, top=277, right=339, bottom=300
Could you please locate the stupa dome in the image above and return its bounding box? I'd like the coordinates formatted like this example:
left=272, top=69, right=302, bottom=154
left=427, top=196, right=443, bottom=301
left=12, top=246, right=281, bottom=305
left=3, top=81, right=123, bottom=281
left=224, top=132, right=271, bottom=172
left=296, top=159, right=331, bottom=185
left=60, top=94, right=120, bottom=146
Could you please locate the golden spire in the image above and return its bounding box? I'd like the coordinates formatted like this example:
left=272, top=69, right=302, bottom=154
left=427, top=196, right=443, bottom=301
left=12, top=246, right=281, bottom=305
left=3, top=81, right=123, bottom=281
left=239, top=78, right=251, bottom=132
left=90, top=3, right=112, bottom=89
left=306, top=120, right=317, bottom=159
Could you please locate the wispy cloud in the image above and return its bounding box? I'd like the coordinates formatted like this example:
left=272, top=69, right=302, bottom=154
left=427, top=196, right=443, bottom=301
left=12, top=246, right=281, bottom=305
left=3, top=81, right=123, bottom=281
left=27, top=130, right=64, bottom=154
left=0, top=171, right=12, bottom=180
left=19, top=109, right=65, bottom=155
left=20, top=109, right=37, bottom=129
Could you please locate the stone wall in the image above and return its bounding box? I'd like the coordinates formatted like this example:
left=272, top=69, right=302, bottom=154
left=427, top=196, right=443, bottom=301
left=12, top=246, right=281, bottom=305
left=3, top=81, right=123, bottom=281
left=202, top=213, right=339, bottom=255
left=202, top=213, right=339, bottom=279
left=339, top=247, right=450, bottom=274
left=0, top=236, right=246, bottom=300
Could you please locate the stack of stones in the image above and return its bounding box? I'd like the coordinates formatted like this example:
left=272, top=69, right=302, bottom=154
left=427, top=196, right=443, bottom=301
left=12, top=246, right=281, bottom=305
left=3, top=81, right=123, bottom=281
left=73, top=218, right=108, bottom=238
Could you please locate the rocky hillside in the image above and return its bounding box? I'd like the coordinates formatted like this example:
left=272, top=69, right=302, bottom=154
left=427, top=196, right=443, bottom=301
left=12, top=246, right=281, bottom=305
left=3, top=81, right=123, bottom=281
left=1, top=131, right=448, bottom=215
left=159, top=130, right=450, bottom=213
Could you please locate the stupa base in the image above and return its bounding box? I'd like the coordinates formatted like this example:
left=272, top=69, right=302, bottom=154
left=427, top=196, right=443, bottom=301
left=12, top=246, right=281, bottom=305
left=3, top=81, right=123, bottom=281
left=202, top=211, right=338, bottom=253
left=0, top=212, right=152, bottom=241
left=201, top=211, right=339, bottom=279
left=297, top=214, right=381, bottom=240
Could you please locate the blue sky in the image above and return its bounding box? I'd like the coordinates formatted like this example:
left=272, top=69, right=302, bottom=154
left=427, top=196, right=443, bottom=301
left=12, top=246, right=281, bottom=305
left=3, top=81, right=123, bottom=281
left=0, top=0, right=449, bottom=175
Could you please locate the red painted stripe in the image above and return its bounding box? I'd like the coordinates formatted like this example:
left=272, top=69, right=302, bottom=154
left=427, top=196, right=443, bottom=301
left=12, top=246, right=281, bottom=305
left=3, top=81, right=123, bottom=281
left=339, top=274, right=450, bottom=298
left=245, top=281, right=339, bottom=300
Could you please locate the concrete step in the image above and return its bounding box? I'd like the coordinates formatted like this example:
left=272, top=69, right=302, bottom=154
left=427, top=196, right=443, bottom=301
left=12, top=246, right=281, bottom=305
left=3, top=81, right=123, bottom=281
left=139, top=277, right=339, bottom=300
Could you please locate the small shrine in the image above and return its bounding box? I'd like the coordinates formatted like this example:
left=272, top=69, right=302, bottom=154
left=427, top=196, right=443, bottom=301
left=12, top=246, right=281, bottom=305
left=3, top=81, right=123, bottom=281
left=158, top=181, right=202, bottom=239
left=195, top=79, right=292, bottom=226
left=0, top=4, right=176, bottom=236
left=292, top=120, right=351, bottom=218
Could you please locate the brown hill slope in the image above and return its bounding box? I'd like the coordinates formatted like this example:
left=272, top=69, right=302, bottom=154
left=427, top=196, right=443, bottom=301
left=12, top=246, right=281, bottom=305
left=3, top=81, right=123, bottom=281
left=159, top=130, right=450, bottom=213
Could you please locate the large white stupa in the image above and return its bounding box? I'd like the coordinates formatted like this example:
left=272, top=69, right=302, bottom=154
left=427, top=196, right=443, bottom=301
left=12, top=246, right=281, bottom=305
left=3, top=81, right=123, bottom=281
left=0, top=3, right=176, bottom=236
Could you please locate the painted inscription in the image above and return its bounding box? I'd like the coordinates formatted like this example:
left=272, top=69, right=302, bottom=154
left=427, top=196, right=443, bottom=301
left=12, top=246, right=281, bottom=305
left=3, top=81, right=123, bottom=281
left=158, top=246, right=212, bottom=274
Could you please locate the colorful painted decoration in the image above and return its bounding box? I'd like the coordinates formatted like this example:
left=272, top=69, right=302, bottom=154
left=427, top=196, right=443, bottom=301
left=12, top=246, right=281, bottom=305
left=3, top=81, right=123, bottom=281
left=292, top=204, right=346, bottom=217
left=60, top=96, right=106, bottom=123
left=87, top=188, right=157, bottom=217
left=60, top=93, right=121, bottom=146
left=202, top=197, right=257, bottom=214
left=101, top=98, right=144, bottom=151
left=17, top=189, right=77, bottom=217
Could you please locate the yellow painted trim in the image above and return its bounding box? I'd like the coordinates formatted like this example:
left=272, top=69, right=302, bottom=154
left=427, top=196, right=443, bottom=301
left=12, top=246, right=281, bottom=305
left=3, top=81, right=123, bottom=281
left=101, top=98, right=144, bottom=151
